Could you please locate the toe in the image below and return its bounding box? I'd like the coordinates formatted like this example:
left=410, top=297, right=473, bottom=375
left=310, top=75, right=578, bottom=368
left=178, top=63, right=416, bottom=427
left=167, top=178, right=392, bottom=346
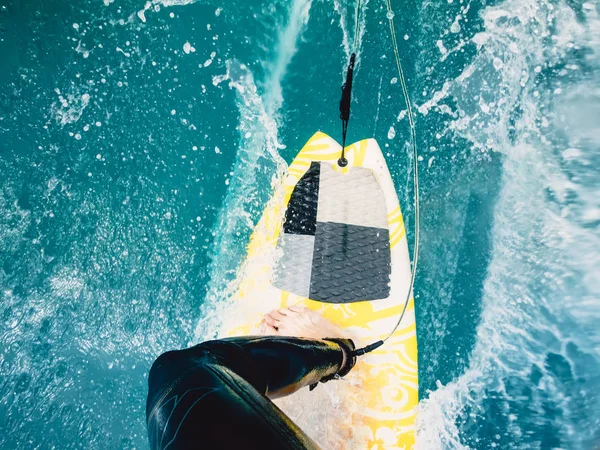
left=264, top=313, right=280, bottom=327
left=265, top=323, right=280, bottom=335
left=259, top=317, right=280, bottom=336
left=269, top=308, right=285, bottom=320
left=288, top=305, right=309, bottom=314
left=270, top=309, right=288, bottom=321
left=280, top=307, right=298, bottom=317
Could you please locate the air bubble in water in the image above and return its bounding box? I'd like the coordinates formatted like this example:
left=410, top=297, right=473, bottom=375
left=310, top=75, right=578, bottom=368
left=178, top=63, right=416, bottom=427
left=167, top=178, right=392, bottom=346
left=387, top=126, right=396, bottom=139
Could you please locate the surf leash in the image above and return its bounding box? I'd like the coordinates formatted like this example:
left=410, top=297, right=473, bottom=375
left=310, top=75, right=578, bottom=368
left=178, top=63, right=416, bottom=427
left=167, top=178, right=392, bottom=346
left=338, top=52, right=355, bottom=167
left=337, top=0, right=363, bottom=167
left=351, top=0, right=421, bottom=358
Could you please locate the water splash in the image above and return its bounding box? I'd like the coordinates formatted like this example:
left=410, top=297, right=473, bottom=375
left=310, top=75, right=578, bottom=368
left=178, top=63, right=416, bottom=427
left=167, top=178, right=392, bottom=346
left=193, top=0, right=313, bottom=342
left=49, top=88, right=90, bottom=126
left=264, top=0, right=312, bottom=115
left=417, top=1, right=600, bottom=448
left=136, top=0, right=203, bottom=23
left=333, top=0, right=369, bottom=69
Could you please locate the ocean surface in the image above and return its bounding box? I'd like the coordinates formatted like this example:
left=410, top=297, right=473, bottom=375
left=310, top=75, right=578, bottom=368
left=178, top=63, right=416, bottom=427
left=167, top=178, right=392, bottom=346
left=1, top=0, right=599, bottom=448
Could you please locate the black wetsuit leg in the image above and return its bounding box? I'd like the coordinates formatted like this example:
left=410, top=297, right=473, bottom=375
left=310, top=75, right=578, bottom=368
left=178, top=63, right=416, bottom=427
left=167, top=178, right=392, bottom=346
left=146, top=336, right=356, bottom=450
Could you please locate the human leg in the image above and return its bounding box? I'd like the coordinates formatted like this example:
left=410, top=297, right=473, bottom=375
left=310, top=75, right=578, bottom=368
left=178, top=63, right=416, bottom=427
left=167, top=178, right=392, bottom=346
left=146, top=335, right=355, bottom=450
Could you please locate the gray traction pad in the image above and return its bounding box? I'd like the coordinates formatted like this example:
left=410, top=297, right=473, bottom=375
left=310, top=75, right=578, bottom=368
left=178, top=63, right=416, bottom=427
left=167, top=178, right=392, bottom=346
left=273, top=233, right=315, bottom=297
left=317, top=164, right=388, bottom=229
left=309, top=221, right=391, bottom=303
left=273, top=162, right=392, bottom=303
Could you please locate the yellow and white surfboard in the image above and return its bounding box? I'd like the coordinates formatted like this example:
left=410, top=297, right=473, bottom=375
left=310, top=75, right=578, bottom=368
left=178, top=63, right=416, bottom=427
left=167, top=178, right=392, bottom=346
left=222, top=131, right=418, bottom=449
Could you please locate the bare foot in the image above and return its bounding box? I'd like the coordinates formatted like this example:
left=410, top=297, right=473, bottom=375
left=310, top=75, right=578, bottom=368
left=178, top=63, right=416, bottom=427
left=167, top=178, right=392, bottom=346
left=260, top=305, right=354, bottom=379
left=258, top=305, right=346, bottom=340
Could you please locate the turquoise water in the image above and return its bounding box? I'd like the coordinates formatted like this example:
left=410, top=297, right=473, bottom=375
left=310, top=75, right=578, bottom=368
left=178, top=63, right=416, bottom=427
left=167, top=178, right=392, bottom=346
left=1, top=0, right=599, bottom=448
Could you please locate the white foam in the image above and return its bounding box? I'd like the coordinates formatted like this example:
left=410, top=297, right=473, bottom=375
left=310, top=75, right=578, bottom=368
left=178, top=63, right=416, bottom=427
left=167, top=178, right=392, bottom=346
left=50, top=269, right=85, bottom=298
left=333, top=0, right=368, bottom=73
left=183, top=41, right=195, bottom=54
left=436, top=39, right=448, bottom=56
left=137, top=0, right=197, bottom=22
left=50, top=89, right=91, bottom=126
left=562, top=148, right=582, bottom=160
left=387, top=125, right=396, bottom=139
left=450, top=16, right=461, bottom=33
left=417, top=1, right=600, bottom=447
left=333, top=0, right=352, bottom=61
left=263, top=0, right=312, bottom=115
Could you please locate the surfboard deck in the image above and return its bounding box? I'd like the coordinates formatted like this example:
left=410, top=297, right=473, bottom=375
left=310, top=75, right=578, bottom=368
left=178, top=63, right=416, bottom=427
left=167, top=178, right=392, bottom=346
left=222, top=131, right=418, bottom=449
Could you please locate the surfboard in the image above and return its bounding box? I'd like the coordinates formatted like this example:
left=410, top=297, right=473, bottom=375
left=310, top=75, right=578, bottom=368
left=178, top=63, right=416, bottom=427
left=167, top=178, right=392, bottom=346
left=222, top=131, right=418, bottom=449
